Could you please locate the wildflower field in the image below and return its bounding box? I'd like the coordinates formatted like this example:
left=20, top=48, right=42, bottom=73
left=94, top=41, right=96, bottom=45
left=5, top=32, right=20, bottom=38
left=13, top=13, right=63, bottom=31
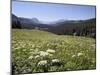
left=12, top=29, right=96, bottom=74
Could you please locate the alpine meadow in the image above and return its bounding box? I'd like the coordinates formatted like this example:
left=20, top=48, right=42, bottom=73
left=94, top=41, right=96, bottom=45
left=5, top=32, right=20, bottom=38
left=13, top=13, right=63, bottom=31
left=12, top=1, right=96, bottom=74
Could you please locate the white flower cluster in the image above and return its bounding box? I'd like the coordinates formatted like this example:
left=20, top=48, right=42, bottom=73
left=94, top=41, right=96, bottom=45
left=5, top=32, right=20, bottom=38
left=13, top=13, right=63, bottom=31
left=35, top=55, right=40, bottom=59
left=71, top=53, right=83, bottom=58
left=28, top=56, right=33, bottom=59
left=28, top=49, right=57, bottom=67
left=38, top=60, right=47, bottom=66
left=52, top=59, right=60, bottom=63
left=33, top=49, right=56, bottom=57
left=39, top=51, right=49, bottom=57
left=77, top=53, right=83, bottom=56
left=72, top=55, right=76, bottom=58
left=46, top=49, right=55, bottom=53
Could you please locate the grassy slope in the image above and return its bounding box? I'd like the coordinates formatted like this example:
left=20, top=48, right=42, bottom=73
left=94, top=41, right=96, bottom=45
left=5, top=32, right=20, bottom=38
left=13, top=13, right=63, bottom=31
left=12, top=29, right=96, bottom=74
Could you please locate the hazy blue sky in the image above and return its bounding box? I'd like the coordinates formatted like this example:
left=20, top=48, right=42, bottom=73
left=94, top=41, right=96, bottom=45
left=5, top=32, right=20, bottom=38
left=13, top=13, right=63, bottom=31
left=12, top=1, right=96, bottom=22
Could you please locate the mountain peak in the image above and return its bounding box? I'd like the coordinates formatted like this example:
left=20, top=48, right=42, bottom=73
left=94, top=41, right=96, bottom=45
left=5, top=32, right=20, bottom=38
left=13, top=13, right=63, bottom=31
left=31, top=18, right=40, bottom=24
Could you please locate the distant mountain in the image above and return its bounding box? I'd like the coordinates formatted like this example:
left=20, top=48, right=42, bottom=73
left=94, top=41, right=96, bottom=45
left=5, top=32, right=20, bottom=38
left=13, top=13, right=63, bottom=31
left=12, top=14, right=52, bottom=29
left=31, top=18, right=40, bottom=24
left=47, top=19, right=87, bottom=26
left=12, top=13, right=96, bottom=38
left=18, top=17, right=40, bottom=24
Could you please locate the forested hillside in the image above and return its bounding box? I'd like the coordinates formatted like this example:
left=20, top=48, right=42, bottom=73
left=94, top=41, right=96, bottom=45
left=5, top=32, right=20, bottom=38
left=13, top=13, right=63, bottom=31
left=12, top=14, right=96, bottom=38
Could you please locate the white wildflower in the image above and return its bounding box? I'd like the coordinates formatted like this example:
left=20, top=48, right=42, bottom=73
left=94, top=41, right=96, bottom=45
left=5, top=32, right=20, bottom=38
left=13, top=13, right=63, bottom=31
left=77, top=53, right=83, bottom=56
left=46, top=49, right=55, bottom=53
left=52, top=59, right=60, bottom=63
left=38, top=60, right=47, bottom=66
left=35, top=55, right=40, bottom=59
left=28, top=56, right=33, bottom=59
left=39, top=51, right=49, bottom=57
left=72, top=55, right=76, bottom=58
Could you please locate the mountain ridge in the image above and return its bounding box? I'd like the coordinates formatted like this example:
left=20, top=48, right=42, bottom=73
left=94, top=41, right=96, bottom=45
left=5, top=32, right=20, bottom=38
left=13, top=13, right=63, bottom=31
left=12, top=14, right=96, bottom=38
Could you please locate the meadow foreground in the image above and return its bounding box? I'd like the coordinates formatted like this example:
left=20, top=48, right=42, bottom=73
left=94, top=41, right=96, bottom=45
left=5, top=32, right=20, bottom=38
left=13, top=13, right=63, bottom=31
left=12, top=29, right=96, bottom=74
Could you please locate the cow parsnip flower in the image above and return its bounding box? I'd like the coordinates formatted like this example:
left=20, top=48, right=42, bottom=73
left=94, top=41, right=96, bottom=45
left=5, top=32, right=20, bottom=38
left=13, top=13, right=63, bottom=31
left=39, top=51, right=49, bottom=57
left=35, top=55, right=40, bottom=59
left=46, top=49, right=55, bottom=53
left=28, top=56, right=33, bottom=59
left=38, top=60, right=47, bottom=66
left=72, top=55, right=76, bottom=58
left=77, top=53, right=83, bottom=56
left=52, top=59, right=60, bottom=63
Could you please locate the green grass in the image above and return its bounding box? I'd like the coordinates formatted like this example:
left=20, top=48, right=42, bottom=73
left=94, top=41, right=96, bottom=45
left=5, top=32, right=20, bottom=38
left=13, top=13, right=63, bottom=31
left=12, top=29, right=96, bottom=74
